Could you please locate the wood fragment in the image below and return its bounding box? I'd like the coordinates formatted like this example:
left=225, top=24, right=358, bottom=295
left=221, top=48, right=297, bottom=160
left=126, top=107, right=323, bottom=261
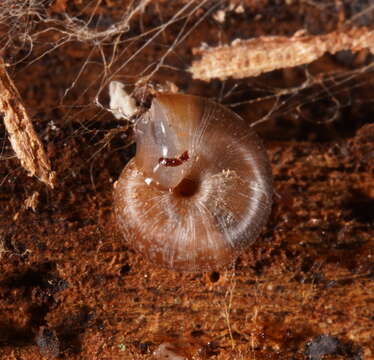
left=190, top=27, right=374, bottom=81
left=109, top=81, right=139, bottom=120
left=0, top=58, right=55, bottom=187
left=24, top=191, right=40, bottom=211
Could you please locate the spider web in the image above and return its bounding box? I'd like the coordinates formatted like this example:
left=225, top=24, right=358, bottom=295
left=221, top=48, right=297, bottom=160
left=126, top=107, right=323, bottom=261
left=0, top=0, right=373, bottom=186
left=0, top=3, right=372, bottom=358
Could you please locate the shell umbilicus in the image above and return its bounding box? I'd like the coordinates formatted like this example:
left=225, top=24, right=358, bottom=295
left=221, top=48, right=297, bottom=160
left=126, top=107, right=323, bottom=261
left=114, top=93, right=273, bottom=271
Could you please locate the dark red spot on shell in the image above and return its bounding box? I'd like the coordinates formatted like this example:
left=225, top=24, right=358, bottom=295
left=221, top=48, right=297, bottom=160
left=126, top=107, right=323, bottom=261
left=159, top=151, right=189, bottom=167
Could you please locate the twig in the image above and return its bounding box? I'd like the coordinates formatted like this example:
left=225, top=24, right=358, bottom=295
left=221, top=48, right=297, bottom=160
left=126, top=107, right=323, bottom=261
left=0, top=58, right=55, bottom=187
left=190, top=27, right=374, bottom=81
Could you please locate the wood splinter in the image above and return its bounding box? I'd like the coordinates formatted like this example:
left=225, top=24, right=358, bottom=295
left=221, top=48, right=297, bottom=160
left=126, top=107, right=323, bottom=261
left=0, top=58, right=55, bottom=188
left=190, top=27, right=374, bottom=81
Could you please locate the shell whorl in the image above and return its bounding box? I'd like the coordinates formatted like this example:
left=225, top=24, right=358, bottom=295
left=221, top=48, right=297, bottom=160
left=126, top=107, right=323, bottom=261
left=114, top=93, right=273, bottom=271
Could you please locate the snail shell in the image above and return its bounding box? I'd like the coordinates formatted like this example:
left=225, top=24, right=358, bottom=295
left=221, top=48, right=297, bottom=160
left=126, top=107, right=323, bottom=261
left=114, top=93, right=272, bottom=271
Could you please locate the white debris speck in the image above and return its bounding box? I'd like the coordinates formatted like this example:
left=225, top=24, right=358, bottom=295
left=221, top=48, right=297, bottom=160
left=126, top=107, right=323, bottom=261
left=213, top=9, right=226, bottom=23
left=48, top=120, right=59, bottom=131
left=109, top=81, right=139, bottom=120
left=144, top=178, right=153, bottom=186
left=153, top=343, right=187, bottom=360
left=235, top=4, right=245, bottom=13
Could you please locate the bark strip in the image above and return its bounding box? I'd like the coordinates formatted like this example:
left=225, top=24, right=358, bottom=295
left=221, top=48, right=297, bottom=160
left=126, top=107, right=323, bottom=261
left=190, top=27, right=374, bottom=81
left=0, top=58, right=55, bottom=187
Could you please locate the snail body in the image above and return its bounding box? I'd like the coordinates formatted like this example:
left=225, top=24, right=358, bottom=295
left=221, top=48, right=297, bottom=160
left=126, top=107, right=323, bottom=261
left=114, top=93, right=272, bottom=271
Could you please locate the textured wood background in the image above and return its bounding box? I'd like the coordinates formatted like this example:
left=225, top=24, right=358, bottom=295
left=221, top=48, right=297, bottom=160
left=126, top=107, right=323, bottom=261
left=0, top=1, right=373, bottom=359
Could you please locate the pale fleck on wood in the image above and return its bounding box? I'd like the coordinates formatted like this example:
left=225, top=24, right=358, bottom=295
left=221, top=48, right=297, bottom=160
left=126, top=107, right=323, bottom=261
left=0, top=58, right=55, bottom=187
left=190, top=27, right=374, bottom=81
left=109, top=81, right=139, bottom=120
left=24, top=191, right=40, bottom=211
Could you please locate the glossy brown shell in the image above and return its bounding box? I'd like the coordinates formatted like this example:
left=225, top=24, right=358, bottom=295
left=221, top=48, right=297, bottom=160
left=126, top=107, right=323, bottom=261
left=114, top=93, right=273, bottom=271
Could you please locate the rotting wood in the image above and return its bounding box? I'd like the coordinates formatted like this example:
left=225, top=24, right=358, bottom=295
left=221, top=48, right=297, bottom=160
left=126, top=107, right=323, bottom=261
left=0, top=58, right=55, bottom=187
left=190, top=27, right=374, bottom=81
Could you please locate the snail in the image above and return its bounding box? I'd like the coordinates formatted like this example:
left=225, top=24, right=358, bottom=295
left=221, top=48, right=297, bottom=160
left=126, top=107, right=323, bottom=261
left=113, top=93, right=273, bottom=271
